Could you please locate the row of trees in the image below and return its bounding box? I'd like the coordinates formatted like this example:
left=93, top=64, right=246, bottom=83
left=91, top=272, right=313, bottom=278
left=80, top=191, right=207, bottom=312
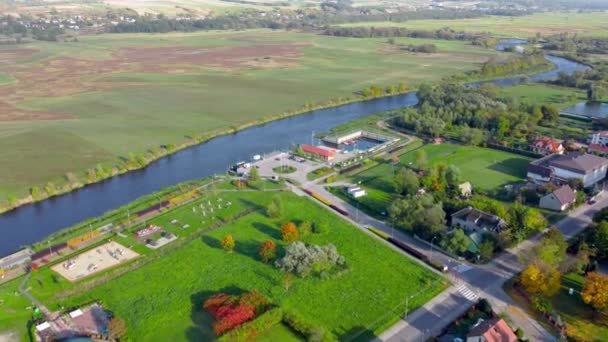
left=476, top=52, right=548, bottom=78
left=323, top=26, right=486, bottom=40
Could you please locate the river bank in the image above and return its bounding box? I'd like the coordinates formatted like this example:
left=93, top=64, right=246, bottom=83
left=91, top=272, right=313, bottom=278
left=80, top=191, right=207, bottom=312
left=0, top=53, right=590, bottom=257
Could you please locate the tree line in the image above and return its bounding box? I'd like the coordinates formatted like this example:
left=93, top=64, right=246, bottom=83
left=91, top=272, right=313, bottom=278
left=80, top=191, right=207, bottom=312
left=322, top=26, right=488, bottom=40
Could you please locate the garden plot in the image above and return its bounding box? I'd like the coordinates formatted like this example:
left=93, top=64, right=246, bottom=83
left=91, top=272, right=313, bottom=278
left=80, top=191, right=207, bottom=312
left=51, top=242, right=138, bottom=282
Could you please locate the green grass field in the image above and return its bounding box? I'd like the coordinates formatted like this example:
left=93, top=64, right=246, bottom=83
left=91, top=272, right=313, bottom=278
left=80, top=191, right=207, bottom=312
left=0, top=191, right=445, bottom=341
left=335, top=142, right=531, bottom=216
left=0, top=30, right=504, bottom=201
left=498, top=83, right=586, bottom=109
left=339, top=11, right=608, bottom=37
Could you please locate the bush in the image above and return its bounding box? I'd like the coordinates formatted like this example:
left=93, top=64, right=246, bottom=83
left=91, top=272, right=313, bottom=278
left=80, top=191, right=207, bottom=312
left=325, top=175, right=337, bottom=184
left=282, top=310, right=336, bottom=342
left=300, top=221, right=312, bottom=238
left=204, top=291, right=271, bottom=336
left=218, top=308, right=284, bottom=342
left=275, top=242, right=345, bottom=277
left=281, top=222, right=299, bottom=243
left=313, top=221, right=329, bottom=234
left=267, top=197, right=283, bottom=219
left=477, top=298, right=493, bottom=315
left=515, top=327, right=524, bottom=339
left=368, top=227, right=389, bottom=240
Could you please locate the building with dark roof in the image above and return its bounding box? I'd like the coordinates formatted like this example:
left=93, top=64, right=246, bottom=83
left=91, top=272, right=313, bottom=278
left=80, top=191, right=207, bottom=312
left=539, top=185, right=577, bottom=212
left=527, top=152, right=608, bottom=187
left=451, top=207, right=507, bottom=233
left=466, top=318, right=517, bottom=342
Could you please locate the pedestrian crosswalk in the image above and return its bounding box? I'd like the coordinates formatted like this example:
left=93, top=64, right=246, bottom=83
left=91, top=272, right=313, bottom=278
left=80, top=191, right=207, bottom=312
left=457, top=284, right=478, bottom=301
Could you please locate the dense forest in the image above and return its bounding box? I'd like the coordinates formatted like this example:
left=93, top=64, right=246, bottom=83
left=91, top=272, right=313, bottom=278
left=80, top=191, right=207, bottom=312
left=393, top=82, right=560, bottom=145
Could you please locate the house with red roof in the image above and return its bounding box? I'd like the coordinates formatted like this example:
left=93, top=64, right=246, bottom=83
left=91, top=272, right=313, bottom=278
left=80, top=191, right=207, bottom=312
left=466, top=318, right=517, bottom=342
left=301, top=144, right=336, bottom=161
left=530, top=137, right=564, bottom=156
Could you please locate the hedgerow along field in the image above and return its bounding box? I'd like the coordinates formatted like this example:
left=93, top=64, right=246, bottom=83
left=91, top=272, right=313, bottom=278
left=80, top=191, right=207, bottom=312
left=0, top=29, right=506, bottom=201
left=338, top=11, right=608, bottom=37
left=334, top=142, right=531, bottom=216
left=5, top=191, right=446, bottom=341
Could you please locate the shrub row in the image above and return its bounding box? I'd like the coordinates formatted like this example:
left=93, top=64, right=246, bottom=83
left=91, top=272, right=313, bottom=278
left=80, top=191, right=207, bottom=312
left=367, top=226, right=389, bottom=240
left=282, top=310, right=336, bottom=342
left=218, top=307, right=284, bottom=342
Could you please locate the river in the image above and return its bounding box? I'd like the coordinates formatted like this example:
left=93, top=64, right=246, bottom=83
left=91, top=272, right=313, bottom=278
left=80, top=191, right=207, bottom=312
left=0, top=51, right=591, bottom=256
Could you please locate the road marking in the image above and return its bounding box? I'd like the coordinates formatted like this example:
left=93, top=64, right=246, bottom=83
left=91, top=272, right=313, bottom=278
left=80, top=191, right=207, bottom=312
left=457, top=285, right=478, bottom=301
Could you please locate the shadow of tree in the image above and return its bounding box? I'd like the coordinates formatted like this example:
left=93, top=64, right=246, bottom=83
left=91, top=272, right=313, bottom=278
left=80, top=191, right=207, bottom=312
left=252, top=222, right=281, bottom=240
left=185, top=286, right=247, bottom=342
left=341, top=326, right=378, bottom=342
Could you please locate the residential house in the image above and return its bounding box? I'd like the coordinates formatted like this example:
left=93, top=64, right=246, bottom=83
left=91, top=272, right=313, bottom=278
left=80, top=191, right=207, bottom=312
left=466, top=318, right=517, bottom=342
left=530, top=137, right=564, bottom=156
left=527, top=152, right=608, bottom=187
left=451, top=207, right=508, bottom=233
left=539, top=185, right=577, bottom=212
left=589, top=131, right=608, bottom=146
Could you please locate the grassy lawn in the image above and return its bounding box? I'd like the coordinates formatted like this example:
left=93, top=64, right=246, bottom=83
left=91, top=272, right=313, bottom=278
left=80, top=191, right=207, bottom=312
left=334, top=142, right=531, bottom=216
left=505, top=273, right=608, bottom=342
left=398, top=143, right=531, bottom=191
left=0, top=191, right=446, bottom=341
left=307, top=167, right=334, bottom=181
left=338, top=11, right=608, bottom=37
left=0, top=30, right=503, bottom=201
left=498, top=84, right=586, bottom=109
left=255, top=323, right=302, bottom=342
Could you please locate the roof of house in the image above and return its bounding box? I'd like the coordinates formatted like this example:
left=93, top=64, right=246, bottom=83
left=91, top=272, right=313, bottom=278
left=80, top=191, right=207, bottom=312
left=451, top=207, right=507, bottom=231
left=301, top=144, right=336, bottom=158
left=532, top=137, right=563, bottom=153
left=545, top=185, right=576, bottom=206
left=468, top=318, right=517, bottom=342
left=588, top=144, right=608, bottom=153
left=592, top=131, right=608, bottom=138
left=550, top=152, right=608, bottom=175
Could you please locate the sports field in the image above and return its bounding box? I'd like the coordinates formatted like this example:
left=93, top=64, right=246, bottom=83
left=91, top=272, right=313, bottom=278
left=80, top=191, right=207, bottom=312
left=339, top=11, right=608, bottom=37
left=0, top=30, right=504, bottom=202
left=0, top=191, right=445, bottom=341
left=336, top=142, right=531, bottom=216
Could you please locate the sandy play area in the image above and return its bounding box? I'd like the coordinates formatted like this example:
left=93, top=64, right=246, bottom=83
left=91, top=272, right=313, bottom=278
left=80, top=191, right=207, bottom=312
left=51, top=241, right=138, bottom=282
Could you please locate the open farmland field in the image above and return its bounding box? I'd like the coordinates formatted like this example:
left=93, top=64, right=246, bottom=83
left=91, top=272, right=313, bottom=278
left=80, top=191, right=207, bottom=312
left=0, top=30, right=504, bottom=201
left=339, top=11, right=608, bottom=37
left=334, top=142, right=531, bottom=216
left=0, top=191, right=445, bottom=341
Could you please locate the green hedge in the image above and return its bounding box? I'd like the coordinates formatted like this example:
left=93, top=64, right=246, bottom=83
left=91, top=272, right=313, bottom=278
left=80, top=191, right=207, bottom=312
left=218, top=307, right=284, bottom=342
left=282, top=310, right=336, bottom=342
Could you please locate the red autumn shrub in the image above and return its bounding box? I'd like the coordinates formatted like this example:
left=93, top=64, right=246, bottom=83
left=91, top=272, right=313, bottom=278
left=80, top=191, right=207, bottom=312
left=240, top=290, right=270, bottom=313
left=213, top=303, right=256, bottom=336
left=203, top=293, right=235, bottom=319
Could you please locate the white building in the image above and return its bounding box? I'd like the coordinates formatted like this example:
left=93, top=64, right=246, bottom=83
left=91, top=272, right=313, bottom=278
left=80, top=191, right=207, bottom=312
left=589, top=131, right=608, bottom=146
left=527, top=152, right=608, bottom=188
left=347, top=186, right=366, bottom=198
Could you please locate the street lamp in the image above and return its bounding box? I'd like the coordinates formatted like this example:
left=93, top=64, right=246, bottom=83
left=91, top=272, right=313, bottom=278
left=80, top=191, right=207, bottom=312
left=47, top=240, right=52, bottom=258
left=429, top=236, right=438, bottom=262
left=404, top=295, right=414, bottom=320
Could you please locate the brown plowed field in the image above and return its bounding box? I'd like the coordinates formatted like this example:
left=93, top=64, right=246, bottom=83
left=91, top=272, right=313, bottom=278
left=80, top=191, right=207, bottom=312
left=0, top=43, right=307, bottom=121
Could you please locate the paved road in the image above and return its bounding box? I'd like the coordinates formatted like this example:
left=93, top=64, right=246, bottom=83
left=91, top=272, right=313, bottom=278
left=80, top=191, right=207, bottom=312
left=302, top=182, right=608, bottom=342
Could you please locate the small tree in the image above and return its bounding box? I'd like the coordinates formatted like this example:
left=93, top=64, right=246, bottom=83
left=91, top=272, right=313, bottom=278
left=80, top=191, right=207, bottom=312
left=313, top=221, right=329, bottom=234
left=266, top=197, right=283, bottom=219
left=394, top=168, right=419, bottom=196
left=222, top=235, right=235, bottom=253
left=281, top=222, right=299, bottom=243
left=479, top=239, right=495, bottom=262
left=520, top=263, right=561, bottom=297
left=249, top=167, right=260, bottom=182
left=582, top=272, right=608, bottom=311
left=413, top=150, right=428, bottom=170
left=259, top=240, right=277, bottom=263
left=108, top=316, right=127, bottom=340
left=283, top=273, right=294, bottom=292
left=444, top=229, right=469, bottom=255
left=299, top=221, right=312, bottom=238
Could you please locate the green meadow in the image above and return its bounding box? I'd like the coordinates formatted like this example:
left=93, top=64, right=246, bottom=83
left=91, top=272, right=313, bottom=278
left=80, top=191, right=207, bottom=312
left=0, top=191, right=445, bottom=341
left=498, top=83, right=587, bottom=109
left=0, top=30, right=503, bottom=201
